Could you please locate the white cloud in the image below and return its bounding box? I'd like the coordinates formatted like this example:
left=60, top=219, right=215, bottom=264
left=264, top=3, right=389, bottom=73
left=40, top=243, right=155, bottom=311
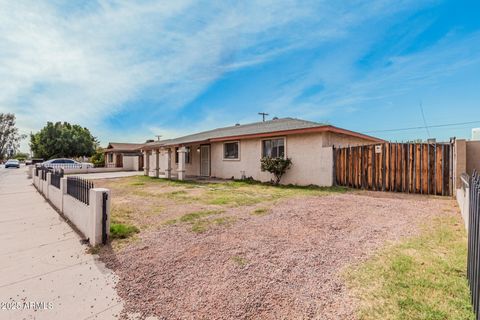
left=254, top=27, right=480, bottom=123
left=0, top=0, right=445, bottom=150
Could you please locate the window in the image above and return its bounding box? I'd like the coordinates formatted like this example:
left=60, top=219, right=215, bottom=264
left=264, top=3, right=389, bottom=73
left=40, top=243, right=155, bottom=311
left=223, top=142, right=239, bottom=160
left=262, top=138, right=285, bottom=158
left=175, top=147, right=191, bottom=164
left=185, top=147, right=191, bottom=164
left=108, top=154, right=113, bottom=163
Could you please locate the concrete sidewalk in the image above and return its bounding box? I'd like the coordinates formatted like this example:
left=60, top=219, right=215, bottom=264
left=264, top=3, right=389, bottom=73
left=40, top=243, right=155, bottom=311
left=0, top=168, right=123, bottom=319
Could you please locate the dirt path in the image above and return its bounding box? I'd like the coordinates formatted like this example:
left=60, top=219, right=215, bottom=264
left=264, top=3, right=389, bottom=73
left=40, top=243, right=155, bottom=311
left=101, top=192, right=458, bottom=319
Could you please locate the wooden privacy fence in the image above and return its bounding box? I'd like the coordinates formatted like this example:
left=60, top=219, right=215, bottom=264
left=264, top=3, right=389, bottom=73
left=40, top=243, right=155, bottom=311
left=334, top=142, right=453, bottom=196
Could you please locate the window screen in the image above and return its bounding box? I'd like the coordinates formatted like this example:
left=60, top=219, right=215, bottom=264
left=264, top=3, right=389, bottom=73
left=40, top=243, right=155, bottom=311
left=262, top=138, right=285, bottom=158
left=224, top=142, right=239, bottom=159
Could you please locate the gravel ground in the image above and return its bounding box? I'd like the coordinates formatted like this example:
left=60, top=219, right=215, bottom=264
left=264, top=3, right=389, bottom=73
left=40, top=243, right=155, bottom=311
left=101, top=192, right=457, bottom=320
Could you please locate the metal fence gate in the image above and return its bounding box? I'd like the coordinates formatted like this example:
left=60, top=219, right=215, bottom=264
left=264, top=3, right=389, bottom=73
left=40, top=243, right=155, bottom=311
left=102, top=192, right=108, bottom=245
left=468, top=171, right=480, bottom=319
left=334, top=142, right=453, bottom=196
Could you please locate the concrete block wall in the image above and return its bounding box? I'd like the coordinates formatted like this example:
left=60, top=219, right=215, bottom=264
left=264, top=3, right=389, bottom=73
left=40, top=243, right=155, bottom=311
left=455, top=139, right=480, bottom=189
left=457, top=186, right=469, bottom=231
left=31, top=173, right=110, bottom=246
left=454, top=139, right=480, bottom=231
left=62, top=167, right=124, bottom=174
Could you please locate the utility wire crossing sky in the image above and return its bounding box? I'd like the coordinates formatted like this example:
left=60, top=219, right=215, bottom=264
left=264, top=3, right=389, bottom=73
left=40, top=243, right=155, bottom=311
left=0, top=1, right=479, bottom=151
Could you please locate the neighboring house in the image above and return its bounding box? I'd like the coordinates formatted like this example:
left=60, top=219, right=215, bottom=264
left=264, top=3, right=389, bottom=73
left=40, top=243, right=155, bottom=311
left=104, top=142, right=145, bottom=171
left=141, top=117, right=383, bottom=186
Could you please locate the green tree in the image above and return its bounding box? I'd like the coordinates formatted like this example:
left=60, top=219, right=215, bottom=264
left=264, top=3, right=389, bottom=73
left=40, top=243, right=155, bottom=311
left=30, top=122, right=97, bottom=159
left=13, top=152, right=30, bottom=161
left=0, top=113, right=26, bottom=160
left=260, top=157, right=292, bottom=185
left=90, top=148, right=105, bottom=167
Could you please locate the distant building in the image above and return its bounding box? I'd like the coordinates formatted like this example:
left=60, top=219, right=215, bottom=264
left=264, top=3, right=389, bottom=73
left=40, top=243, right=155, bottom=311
left=472, top=128, right=480, bottom=141
left=104, top=142, right=145, bottom=171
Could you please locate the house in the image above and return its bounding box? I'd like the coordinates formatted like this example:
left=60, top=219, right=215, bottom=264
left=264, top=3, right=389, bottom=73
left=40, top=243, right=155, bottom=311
left=141, top=117, right=383, bottom=186
left=104, top=142, right=145, bottom=171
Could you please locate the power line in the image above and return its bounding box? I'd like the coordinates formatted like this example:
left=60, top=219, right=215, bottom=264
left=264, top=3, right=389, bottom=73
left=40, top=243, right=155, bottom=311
left=419, top=101, right=430, bottom=138
left=363, top=120, right=480, bottom=134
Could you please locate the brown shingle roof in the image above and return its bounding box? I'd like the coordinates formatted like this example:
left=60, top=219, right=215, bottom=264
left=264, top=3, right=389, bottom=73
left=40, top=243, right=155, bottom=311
left=105, top=142, right=145, bottom=152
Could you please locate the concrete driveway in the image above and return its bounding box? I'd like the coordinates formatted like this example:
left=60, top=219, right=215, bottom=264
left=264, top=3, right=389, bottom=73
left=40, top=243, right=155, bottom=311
left=0, top=167, right=123, bottom=319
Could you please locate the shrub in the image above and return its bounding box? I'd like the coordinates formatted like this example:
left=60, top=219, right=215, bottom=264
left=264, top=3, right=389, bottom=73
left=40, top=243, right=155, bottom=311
left=90, top=148, right=105, bottom=167
left=110, top=223, right=140, bottom=239
left=260, top=157, right=292, bottom=185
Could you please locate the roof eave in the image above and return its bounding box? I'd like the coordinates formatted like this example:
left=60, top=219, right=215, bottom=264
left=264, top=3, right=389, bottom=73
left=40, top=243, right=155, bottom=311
left=209, top=125, right=384, bottom=143
left=140, top=125, right=383, bottom=150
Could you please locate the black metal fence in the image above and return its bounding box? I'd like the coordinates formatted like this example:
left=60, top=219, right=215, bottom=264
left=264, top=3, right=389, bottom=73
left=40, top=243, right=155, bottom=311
left=51, top=169, right=64, bottom=189
left=468, top=170, right=480, bottom=319
left=66, top=176, right=94, bottom=205
left=40, top=167, right=50, bottom=181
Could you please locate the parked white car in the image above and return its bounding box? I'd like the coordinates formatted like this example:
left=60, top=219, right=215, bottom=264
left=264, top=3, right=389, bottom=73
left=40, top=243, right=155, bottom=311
left=41, top=158, right=94, bottom=169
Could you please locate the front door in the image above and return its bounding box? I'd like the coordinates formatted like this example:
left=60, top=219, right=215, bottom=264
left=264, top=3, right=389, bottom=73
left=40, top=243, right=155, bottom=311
left=116, top=154, right=123, bottom=168
left=200, top=145, right=210, bottom=176
left=138, top=155, right=144, bottom=171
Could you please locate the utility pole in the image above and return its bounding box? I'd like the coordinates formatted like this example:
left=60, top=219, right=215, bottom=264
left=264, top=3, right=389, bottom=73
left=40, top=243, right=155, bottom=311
left=155, top=135, right=162, bottom=141
left=258, top=112, right=269, bottom=122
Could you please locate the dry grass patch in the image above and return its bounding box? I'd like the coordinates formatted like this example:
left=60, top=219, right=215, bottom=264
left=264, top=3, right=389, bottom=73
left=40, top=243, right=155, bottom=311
left=95, top=175, right=347, bottom=245
left=199, top=180, right=347, bottom=207
left=231, top=255, right=248, bottom=267
left=346, top=215, right=473, bottom=320
left=164, top=209, right=235, bottom=233
left=251, top=207, right=270, bottom=216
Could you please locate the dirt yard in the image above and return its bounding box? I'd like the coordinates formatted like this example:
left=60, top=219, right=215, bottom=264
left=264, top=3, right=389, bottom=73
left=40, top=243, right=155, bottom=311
left=96, top=176, right=459, bottom=319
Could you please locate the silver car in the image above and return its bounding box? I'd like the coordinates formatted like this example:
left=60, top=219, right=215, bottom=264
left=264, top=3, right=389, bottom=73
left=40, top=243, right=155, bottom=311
left=41, top=158, right=93, bottom=169
left=5, top=159, right=20, bottom=168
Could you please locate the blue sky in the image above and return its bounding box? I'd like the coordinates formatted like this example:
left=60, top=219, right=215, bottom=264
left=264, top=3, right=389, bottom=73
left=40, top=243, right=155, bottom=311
left=1, top=0, right=479, bottom=151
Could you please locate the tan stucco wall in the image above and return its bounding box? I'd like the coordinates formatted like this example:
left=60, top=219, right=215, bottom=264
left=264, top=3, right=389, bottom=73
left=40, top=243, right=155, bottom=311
left=454, top=139, right=480, bottom=184
left=466, top=140, right=480, bottom=175
left=210, top=133, right=335, bottom=186
left=454, top=139, right=467, bottom=189
left=105, top=152, right=116, bottom=167
left=453, top=139, right=480, bottom=191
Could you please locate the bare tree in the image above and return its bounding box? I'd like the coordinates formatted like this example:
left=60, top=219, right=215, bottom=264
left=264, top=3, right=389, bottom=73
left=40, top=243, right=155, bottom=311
left=0, top=113, right=26, bottom=160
